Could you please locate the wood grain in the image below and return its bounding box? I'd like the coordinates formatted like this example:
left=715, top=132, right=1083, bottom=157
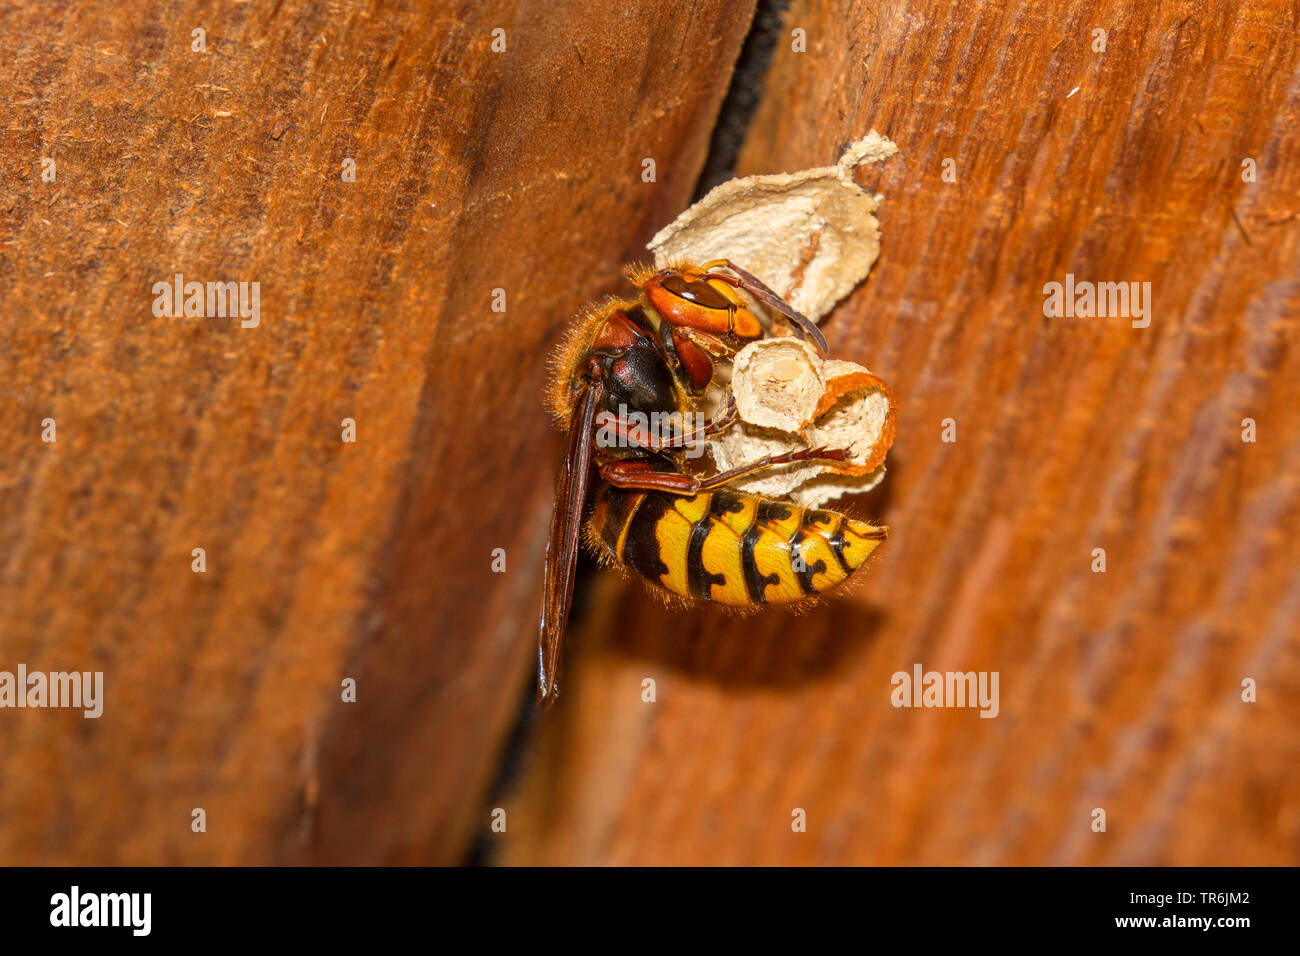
left=499, top=0, right=1300, bottom=864
left=0, top=0, right=756, bottom=864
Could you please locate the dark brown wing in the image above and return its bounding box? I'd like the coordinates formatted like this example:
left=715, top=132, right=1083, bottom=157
left=537, top=382, right=601, bottom=706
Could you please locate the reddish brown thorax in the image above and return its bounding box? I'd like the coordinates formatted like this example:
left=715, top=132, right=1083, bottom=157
left=589, top=310, right=642, bottom=352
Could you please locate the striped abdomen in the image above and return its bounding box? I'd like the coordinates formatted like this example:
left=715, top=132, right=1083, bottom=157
left=589, top=486, right=886, bottom=606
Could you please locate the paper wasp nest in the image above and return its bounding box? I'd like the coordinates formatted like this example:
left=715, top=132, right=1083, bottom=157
left=648, top=132, right=899, bottom=508
left=712, top=339, right=895, bottom=507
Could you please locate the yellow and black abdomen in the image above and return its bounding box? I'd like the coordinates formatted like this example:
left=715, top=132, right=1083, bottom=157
left=588, top=486, right=886, bottom=606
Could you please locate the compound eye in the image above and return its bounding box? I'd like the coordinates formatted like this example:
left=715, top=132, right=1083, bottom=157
left=661, top=274, right=732, bottom=310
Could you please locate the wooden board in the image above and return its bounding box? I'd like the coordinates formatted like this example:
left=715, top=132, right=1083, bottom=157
left=0, top=0, right=757, bottom=864
left=498, top=0, right=1300, bottom=865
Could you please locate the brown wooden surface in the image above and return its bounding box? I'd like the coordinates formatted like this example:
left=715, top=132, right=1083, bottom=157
left=499, top=0, right=1300, bottom=864
left=1, top=0, right=1297, bottom=867
left=0, top=0, right=755, bottom=864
